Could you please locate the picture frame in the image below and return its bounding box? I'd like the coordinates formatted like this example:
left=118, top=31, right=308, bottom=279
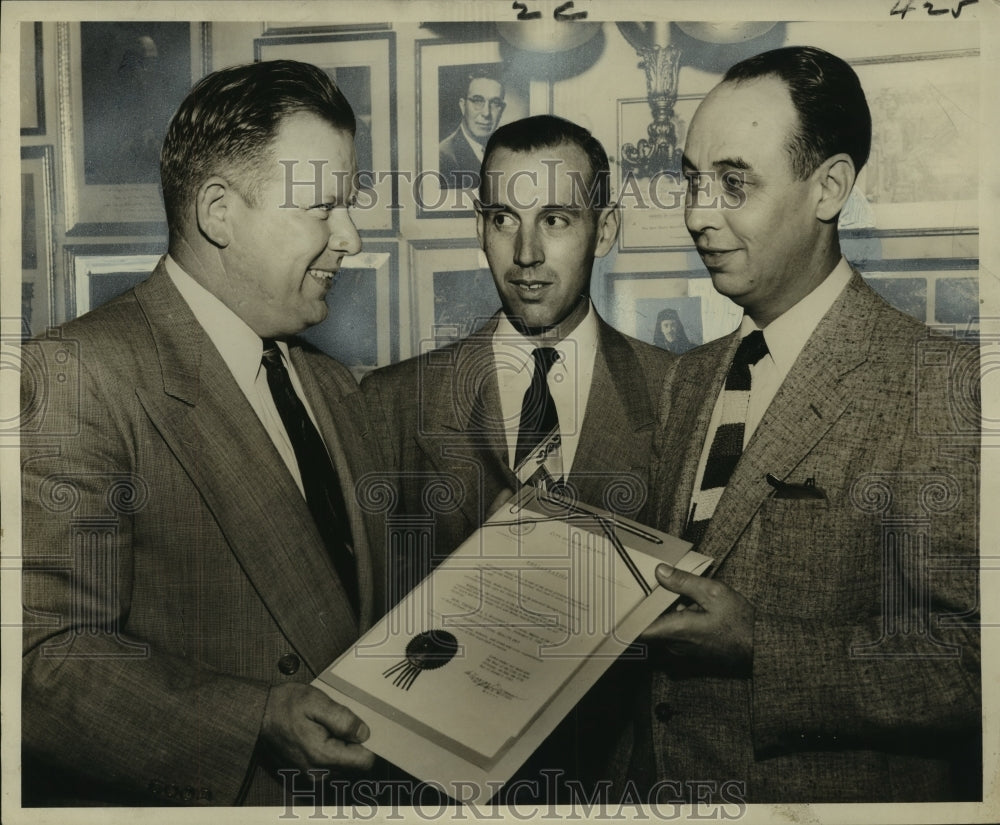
left=299, top=241, right=399, bottom=377
left=414, top=38, right=529, bottom=220
left=255, top=32, right=398, bottom=236
left=407, top=239, right=498, bottom=357
left=21, top=22, right=45, bottom=136
left=616, top=94, right=703, bottom=252
left=261, top=23, right=391, bottom=36
left=608, top=271, right=742, bottom=349
left=856, top=257, right=981, bottom=332
left=63, top=243, right=164, bottom=319
left=845, top=49, right=980, bottom=237
left=56, top=22, right=211, bottom=236
left=20, top=146, right=57, bottom=338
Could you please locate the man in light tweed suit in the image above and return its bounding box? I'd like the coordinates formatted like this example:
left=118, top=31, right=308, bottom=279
left=21, top=61, right=385, bottom=805
left=617, top=46, right=981, bottom=803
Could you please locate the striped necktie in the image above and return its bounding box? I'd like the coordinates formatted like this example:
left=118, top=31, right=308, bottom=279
left=684, top=330, right=769, bottom=544
left=514, top=347, right=560, bottom=470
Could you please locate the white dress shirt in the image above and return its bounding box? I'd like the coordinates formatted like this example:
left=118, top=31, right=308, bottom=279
left=165, top=255, right=323, bottom=498
left=689, top=256, right=854, bottom=500
left=493, top=302, right=600, bottom=478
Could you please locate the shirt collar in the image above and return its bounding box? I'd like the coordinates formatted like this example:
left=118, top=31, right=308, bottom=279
left=493, top=301, right=599, bottom=373
left=738, top=256, right=853, bottom=375
left=164, top=255, right=285, bottom=385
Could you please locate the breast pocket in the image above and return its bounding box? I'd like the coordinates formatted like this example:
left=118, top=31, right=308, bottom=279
left=745, top=497, right=882, bottom=618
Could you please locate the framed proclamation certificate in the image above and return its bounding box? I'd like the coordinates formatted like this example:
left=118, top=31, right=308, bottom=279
left=312, top=490, right=711, bottom=801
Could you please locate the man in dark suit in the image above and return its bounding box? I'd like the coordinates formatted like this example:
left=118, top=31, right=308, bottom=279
left=366, top=114, right=674, bottom=576
left=616, top=46, right=981, bottom=804
left=21, top=61, right=385, bottom=806
left=362, top=116, right=674, bottom=791
left=438, top=70, right=506, bottom=190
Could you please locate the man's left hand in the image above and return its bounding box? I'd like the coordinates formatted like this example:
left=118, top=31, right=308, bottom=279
left=640, top=564, right=755, bottom=671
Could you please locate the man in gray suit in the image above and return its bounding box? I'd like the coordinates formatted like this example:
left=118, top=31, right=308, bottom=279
left=365, top=114, right=673, bottom=577
left=22, top=61, right=384, bottom=805
left=618, top=46, right=980, bottom=803
left=362, top=115, right=674, bottom=790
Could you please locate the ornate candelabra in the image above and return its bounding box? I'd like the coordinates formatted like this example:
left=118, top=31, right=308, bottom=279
left=617, top=22, right=683, bottom=178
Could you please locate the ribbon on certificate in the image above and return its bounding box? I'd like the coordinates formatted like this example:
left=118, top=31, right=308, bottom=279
left=382, top=630, right=459, bottom=691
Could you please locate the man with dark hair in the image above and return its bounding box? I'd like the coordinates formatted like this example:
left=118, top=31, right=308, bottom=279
left=438, top=69, right=506, bottom=190
left=22, top=60, right=383, bottom=806
left=362, top=115, right=675, bottom=787
left=615, top=45, right=980, bottom=803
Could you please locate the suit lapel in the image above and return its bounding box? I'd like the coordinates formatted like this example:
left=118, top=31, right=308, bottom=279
left=571, top=319, right=659, bottom=503
left=694, top=274, right=878, bottom=571
left=132, top=264, right=358, bottom=674
left=414, top=320, right=517, bottom=529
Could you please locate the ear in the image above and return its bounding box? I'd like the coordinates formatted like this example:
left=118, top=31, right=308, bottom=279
left=812, top=153, right=856, bottom=223
left=458, top=97, right=468, bottom=119
left=196, top=177, right=234, bottom=248
left=593, top=204, right=620, bottom=258
left=473, top=199, right=487, bottom=249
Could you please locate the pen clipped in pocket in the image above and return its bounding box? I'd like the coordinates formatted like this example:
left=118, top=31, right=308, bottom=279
left=765, top=472, right=827, bottom=500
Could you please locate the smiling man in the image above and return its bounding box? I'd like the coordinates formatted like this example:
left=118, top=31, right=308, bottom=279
left=361, top=115, right=675, bottom=793
left=613, top=46, right=981, bottom=804
left=22, top=60, right=385, bottom=806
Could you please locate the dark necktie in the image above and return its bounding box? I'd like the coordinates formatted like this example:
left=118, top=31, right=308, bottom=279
left=514, top=347, right=560, bottom=469
left=261, top=340, right=360, bottom=616
left=684, top=330, right=769, bottom=544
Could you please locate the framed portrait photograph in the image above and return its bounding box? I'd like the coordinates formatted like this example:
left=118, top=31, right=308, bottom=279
left=299, top=241, right=399, bottom=377
left=415, top=37, right=528, bottom=219
left=21, top=22, right=45, bottom=136
left=407, top=239, right=498, bottom=355
left=847, top=49, right=979, bottom=236
left=608, top=271, right=743, bottom=348
left=64, top=243, right=164, bottom=318
left=255, top=32, right=398, bottom=236
left=21, top=146, right=57, bottom=338
left=56, top=22, right=210, bottom=235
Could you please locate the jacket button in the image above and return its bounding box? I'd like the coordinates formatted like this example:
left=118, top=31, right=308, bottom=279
left=654, top=702, right=674, bottom=723
left=277, top=654, right=301, bottom=675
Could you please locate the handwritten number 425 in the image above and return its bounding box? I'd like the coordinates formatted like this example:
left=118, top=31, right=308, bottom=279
left=890, top=0, right=978, bottom=19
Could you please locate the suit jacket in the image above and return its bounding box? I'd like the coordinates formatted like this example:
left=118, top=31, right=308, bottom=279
left=362, top=311, right=675, bottom=566
left=615, top=273, right=981, bottom=803
left=21, top=260, right=386, bottom=806
left=438, top=126, right=483, bottom=189
left=360, top=311, right=674, bottom=793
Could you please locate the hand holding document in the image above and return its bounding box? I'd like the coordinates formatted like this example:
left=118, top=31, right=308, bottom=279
left=313, top=489, right=711, bottom=801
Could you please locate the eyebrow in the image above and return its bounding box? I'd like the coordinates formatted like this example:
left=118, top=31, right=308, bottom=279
left=681, top=153, right=753, bottom=173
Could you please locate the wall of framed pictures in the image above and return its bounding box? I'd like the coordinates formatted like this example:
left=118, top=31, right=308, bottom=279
left=15, top=13, right=985, bottom=364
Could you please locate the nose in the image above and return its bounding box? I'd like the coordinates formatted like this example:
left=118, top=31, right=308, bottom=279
left=329, top=207, right=362, bottom=257
left=684, top=175, right=723, bottom=236
left=514, top=223, right=544, bottom=268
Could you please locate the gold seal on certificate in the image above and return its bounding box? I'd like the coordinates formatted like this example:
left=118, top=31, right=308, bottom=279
left=382, top=630, right=460, bottom=691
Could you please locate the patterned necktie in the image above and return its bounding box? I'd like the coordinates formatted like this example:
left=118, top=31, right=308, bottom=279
left=514, top=347, right=560, bottom=469
left=261, top=340, right=360, bottom=616
left=684, top=330, right=769, bottom=544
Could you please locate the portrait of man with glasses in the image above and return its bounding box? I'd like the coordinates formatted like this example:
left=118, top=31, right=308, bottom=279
left=438, top=68, right=506, bottom=189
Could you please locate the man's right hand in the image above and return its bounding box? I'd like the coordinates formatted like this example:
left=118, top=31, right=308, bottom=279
left=258, top=682, right=376, bottom=773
